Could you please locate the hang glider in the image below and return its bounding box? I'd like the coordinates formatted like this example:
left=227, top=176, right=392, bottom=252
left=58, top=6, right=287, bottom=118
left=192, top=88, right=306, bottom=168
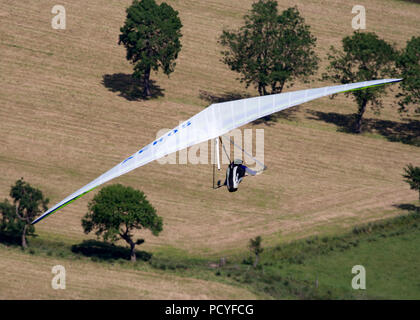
left=32, top=78, right=402, bottom=225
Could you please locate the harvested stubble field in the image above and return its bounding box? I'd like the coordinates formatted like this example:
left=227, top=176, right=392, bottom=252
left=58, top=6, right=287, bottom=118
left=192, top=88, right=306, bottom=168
left=0, top=0, right=419, bottom=299
left=0, top=244, right=257, bottom=299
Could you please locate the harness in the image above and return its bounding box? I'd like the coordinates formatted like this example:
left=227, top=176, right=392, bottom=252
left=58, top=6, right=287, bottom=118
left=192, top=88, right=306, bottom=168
left=226, top=161, right=246, bottom=192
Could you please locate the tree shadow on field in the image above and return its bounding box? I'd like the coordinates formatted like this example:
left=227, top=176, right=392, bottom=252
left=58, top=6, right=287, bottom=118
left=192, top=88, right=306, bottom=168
left=199, top=89, right=251, bottom=104
left=102, top=73, right=164, bottom=101
left=393, top=203, right=420, bottom=213
left=306, top=110, right=420, bottom=147
left=71, top=239, right=152, bottom=262
left=0, top=231, right=20, bottom=246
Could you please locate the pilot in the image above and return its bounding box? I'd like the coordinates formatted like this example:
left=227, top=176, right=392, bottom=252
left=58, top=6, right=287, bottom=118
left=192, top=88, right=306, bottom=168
left=224, top=159, right=257, bottom=192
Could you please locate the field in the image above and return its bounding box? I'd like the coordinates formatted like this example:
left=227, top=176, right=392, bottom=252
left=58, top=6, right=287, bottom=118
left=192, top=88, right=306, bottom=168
left=0, top=0, right=419, bottom=299
left=1, top=208, right=420, bottom=299
left=0, top=244, right=257, bottom=299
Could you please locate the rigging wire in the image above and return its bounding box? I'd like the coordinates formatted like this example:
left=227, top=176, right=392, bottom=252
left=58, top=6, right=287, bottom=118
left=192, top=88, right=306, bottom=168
left=221, top=134, right=267, bottom=171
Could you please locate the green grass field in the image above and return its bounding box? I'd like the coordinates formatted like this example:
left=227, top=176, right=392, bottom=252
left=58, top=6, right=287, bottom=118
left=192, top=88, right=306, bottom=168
left=251, top=206, right=420, bottom=299
left=290, top=228, right=420, bottom=299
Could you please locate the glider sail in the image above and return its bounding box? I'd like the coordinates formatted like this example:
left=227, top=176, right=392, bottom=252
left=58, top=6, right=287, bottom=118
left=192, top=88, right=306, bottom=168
left=32, top=78, right=402, bottom=224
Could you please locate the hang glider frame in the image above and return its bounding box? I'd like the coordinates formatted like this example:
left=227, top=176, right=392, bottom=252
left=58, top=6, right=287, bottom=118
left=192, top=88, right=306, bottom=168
left=212, top=133, right=268, bottom=189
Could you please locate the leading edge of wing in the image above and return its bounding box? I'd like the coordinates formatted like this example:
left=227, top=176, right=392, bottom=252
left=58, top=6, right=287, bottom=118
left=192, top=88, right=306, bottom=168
left=31, top=187, right=97, bottom=225
left=32, top=78, right=402, bottom=224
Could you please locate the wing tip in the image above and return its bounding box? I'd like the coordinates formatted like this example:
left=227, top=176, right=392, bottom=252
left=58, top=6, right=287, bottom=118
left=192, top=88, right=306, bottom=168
left=31, top=212, right=48, bottom=225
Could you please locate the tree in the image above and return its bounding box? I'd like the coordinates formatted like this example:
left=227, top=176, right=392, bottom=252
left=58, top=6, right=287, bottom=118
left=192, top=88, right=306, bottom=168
left=81, top=184, right=162, bottom=262
left=0, top=199, right=15, bottom=235
left=0, top=199, right=24, bottom=244
left=219, top=2, right=318, bottom=96
left=9, top=178, right=49, bottom=249
left=396, top=36, right=420, bottom=114
left=118, top=0, right=182, bottom=97
left=403, top=164, right=420, bottom=200
left=248, top=236, right=264, bottom=268
left=323, top=31, right=397, bottom=133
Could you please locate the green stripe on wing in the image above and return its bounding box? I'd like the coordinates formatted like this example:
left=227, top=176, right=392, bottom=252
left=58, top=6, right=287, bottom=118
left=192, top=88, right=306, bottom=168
left=31, top=187, right=97, bottom=225
left=338, top=79, right=401, bottom=94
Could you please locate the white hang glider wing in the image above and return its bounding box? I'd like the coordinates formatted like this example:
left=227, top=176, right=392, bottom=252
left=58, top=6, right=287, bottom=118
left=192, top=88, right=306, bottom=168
left=32, top=78, right=402, bottom=224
